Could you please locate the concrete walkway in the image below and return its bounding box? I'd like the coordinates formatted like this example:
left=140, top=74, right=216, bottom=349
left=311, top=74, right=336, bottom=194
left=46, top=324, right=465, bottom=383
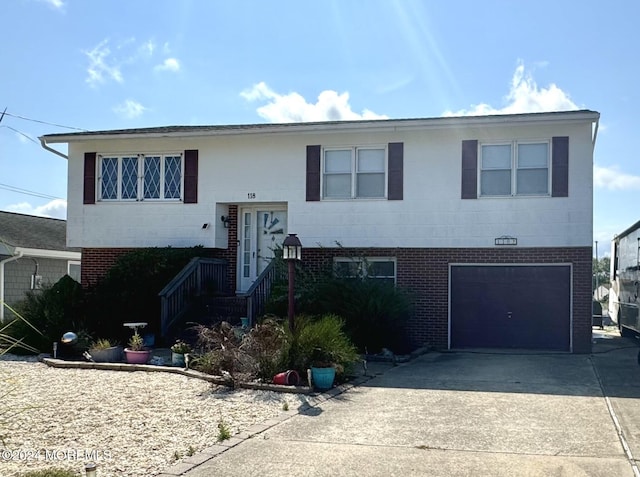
left=171, top=328, right=640, bottom=477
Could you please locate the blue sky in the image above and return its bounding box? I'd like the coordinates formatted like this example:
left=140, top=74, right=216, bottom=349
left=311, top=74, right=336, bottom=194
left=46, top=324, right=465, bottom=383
left=1, top=0, right=638, bottom=257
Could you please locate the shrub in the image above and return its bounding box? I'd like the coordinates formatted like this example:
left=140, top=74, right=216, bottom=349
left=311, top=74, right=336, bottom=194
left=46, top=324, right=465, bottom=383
left=189, top=315, right=358, bottom=384
left=314, top=278, right=411, bottom=353
left=6, top=275, right=87, bottom=354
left=84, top=246, right=208, bottom=342
left=287, top=314, right=359, bottom=380
left=191, top=319, right=288, bottom=382
left=266, top=255, right=412, bottom=353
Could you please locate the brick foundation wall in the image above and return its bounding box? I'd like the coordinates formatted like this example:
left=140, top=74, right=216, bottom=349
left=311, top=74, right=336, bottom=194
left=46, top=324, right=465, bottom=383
left=80, top=248, right=133, bottom=288
left=80, top=207, right=240, bottom=294
left=79, top=237, right=591, bottom=354
left=302, top=246, right=592, bottom=354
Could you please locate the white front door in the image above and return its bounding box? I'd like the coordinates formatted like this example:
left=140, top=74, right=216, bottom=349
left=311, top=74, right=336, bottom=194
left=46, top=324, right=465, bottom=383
left=238, top=207, right=287, bottom=292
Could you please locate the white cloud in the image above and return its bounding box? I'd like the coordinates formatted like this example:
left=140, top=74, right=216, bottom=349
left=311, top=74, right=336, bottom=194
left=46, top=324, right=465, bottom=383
left=241, top=82, right=388, bottom=122
left=5, top=199, right=67, bottom=219
left=140, top=40, right=156, bottom=57
left=444, top=62, right=579, bottom=116
left=84, top=39, right=123, bottom=87
left=155, top=58, right=180, bottom=72
left=594, top=165, right=640, bottom=190
left=37, top=0, right=64, bottom=10
left=113, top=100, right=147, bottom=119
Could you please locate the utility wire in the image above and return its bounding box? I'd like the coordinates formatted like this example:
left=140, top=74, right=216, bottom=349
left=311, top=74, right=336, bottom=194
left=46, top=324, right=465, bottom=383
left=1, top=111, right=88, bottom=131
left=0, top=182, right=63, bottom=201
left=0, top=125, right=40, bottom=145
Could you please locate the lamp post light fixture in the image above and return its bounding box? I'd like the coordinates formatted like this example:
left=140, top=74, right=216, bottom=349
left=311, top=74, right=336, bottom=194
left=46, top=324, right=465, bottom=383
left=282, top=233, right=302, bottom=332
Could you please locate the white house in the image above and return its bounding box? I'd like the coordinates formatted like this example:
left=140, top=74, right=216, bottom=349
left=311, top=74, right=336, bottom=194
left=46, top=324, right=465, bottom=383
left=41, top=110, right=599, bottom=353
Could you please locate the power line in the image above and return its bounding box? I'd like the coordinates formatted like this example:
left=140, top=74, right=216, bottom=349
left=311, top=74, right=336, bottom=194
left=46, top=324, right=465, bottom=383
left=0, top=125, right=40, bottom=145
left=2, top=111, right=88, bottom=132
left=0, top=182, right=63, bottom=201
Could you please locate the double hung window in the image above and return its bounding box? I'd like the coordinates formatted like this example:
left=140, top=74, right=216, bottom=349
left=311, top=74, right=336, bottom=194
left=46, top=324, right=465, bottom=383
left=323, top=147, right=386, bottom=199
left=480, top=141, right=549, bottom=197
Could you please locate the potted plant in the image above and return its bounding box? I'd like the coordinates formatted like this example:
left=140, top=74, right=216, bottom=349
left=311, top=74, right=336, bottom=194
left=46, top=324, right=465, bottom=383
left=309, top=347, right=336, bottom=390
left=87, top=338, right=123, bottom=362
left=124, top=331, right=152, bottom=364
left=170, top=340, right=191, bottom=367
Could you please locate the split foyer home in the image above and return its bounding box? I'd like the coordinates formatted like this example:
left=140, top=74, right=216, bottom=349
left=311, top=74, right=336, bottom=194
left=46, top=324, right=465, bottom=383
left=40, top=109, right=600, bottom=353
left=0, top=211, right=81, bottom=322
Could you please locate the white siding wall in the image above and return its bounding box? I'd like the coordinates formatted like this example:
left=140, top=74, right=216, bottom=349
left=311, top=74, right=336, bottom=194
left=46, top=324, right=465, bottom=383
left=66, top=120, right=593, bottom=249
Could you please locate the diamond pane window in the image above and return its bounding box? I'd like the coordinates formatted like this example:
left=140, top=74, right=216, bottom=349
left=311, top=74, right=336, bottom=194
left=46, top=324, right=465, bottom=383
left=121, top=156, right=138, bottom=200
left=97, top=152, right=184, bottom=201
left=164, top=156, right=182, bottom=199
left=144, top=156, right=161, bottom=199
left=100, top=157, right=118, bottom=200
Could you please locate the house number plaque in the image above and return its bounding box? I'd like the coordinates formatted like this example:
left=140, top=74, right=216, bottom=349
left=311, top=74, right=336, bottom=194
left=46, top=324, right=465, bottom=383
left=247, top=193, right=256, bottom=199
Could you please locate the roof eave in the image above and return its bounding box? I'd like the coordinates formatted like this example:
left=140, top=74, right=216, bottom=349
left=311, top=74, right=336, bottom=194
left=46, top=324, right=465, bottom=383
left=39, top=110, right=600, bottom=144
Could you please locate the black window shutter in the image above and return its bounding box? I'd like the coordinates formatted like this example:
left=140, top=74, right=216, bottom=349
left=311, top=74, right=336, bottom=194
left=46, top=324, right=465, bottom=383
left=306, top=145, right=321, bottom=201
left=552, top=137, right=569, bottom=197
left=461, top=140, right=478, bottom=199
left=184, top=150, right=198, bottom=204
left=388, top=142, right=403, bottom=200
left=83, top=152, right=96, bottom=205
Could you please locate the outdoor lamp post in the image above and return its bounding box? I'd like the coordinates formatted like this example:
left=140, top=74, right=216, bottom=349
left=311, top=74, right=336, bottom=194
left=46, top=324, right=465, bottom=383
left=282, top=233, right=302, bottom=332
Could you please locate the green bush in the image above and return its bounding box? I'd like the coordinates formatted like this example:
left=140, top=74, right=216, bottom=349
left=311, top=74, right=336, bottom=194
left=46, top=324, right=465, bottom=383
left=7, top=275, right=87, bottom=354
left=84, top=247, right=208, bottom=342
left=266, top=256, right=412, bottom=354
left=314, top=278, right=411, bottom=353
left=287, top=314, right=359, bottom=380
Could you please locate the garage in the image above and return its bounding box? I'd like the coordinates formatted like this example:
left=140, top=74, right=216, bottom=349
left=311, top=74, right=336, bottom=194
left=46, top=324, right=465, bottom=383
left=450, top=265, right=571, bottom=351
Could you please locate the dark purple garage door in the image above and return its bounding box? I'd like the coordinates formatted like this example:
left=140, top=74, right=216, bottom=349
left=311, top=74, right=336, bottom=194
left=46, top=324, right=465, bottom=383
left=450, top=265, right=571, bottom=351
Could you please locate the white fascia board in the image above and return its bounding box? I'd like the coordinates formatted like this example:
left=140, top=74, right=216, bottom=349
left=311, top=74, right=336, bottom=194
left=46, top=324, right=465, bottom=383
left=15, top=247, right=81, bottom=260
left=40, top=111, right=601, bottom=144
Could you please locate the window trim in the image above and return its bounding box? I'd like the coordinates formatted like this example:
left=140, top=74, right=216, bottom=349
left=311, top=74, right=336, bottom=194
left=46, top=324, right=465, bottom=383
left=321, top=145, right=388, bottom=200
left=478, top=140, right=551, bottom=198
left=67, top=261, right=81, bottom=283
left=97, top=152, right=184, bottom=202
left=333, top=257, right=397, bottom=284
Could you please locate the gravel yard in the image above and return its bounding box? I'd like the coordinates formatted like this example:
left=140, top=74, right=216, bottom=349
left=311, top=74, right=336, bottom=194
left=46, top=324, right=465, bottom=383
left=0, top=356, right=308, bottom=477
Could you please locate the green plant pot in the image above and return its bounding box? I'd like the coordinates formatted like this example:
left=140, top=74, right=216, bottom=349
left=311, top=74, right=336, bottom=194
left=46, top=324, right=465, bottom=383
left=172, top=352, right=186, bottom=367
left=311, top=366, right=336, bottom=390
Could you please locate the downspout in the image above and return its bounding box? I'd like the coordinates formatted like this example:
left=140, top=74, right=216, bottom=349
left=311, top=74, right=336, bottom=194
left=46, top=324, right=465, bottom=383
left=39, top=137, right=68, bottom=160
left=592, top=117, right=600, bottom=152
left=0, top=251, right=24, bottom=322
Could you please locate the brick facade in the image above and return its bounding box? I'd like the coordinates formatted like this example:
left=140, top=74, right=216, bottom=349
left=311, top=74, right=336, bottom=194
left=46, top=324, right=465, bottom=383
left=80, top=219, right=591, bottom=354
left=302, top=246, right=592, bottom=354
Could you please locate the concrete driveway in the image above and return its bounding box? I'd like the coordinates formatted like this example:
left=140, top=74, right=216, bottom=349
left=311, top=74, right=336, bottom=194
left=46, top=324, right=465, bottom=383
left=177, top=329, right=640, bottom=477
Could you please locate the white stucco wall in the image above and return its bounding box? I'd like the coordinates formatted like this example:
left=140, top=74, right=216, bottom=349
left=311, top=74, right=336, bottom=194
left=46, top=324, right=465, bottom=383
left=65, top=116, right=595, bottom=249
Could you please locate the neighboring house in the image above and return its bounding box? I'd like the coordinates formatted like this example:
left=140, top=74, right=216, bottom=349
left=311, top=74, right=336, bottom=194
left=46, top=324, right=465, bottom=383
left=40, top=109, right=599, bottom=353
left=0, top=211, right=81, bottom=321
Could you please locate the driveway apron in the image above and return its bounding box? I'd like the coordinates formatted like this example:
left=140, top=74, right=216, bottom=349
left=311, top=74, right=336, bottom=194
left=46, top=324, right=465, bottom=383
left=181, top=344, right=635, bottom=477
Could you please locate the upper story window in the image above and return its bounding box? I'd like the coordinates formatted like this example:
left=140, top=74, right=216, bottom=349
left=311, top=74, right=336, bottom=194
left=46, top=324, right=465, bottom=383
left=480, top=141, right=549, bottom=197
left=98, top=153, right=183, bottom=201
left=323, top=147, right=386, bottom=199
